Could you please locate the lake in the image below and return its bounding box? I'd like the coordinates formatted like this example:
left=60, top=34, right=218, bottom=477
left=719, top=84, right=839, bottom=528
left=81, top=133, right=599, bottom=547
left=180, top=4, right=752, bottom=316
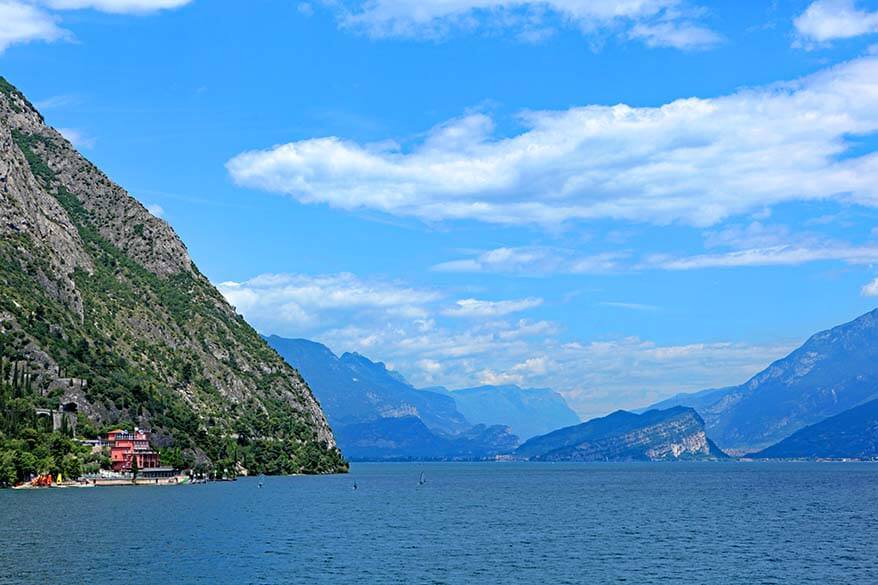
left=1, top=462, right=876, bottom=584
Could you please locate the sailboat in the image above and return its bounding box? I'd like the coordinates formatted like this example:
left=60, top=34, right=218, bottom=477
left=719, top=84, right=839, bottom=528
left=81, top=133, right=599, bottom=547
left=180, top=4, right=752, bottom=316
left=418, top=472, right=426, bottom=486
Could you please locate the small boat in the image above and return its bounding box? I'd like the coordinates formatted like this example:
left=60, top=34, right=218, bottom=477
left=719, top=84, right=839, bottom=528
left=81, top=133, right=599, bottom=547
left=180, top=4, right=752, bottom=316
left=352, top=481, right=358, bottom=491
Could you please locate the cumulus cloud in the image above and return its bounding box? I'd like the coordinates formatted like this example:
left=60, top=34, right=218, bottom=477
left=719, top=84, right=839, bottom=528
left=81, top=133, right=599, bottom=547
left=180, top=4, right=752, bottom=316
left=0, top=0, right=192, bottom=53
left=862, top=277, right=878, bottom=296
left=228, top=56, right=878, bottom=229
left=217, top=273, right=441, bottom=330
left=46, top=0, right=193, bottom=13
left=0, top=1, right=66, bottom=53
left=443, top=297, right=543, bottom=318
left=794, top=0, right=878, bottom=45
left=337, top=0, right=718, bottom=49
left=217, top=269, right=799, bottom=419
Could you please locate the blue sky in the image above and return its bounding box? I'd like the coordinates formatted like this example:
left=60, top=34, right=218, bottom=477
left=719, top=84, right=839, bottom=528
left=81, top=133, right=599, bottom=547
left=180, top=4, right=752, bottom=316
left=3, top=0, right=878, bottom=419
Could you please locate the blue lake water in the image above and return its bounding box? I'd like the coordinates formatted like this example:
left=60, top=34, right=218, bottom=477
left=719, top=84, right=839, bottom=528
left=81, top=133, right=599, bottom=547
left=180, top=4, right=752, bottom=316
left=1, top=462, right=877, bottom=584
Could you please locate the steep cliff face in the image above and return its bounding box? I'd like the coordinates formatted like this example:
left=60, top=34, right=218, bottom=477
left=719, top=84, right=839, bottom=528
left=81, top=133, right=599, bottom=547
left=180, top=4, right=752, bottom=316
left=0, top=78, right=345, bottom=474
left=515, top=407, right=726, bottom=462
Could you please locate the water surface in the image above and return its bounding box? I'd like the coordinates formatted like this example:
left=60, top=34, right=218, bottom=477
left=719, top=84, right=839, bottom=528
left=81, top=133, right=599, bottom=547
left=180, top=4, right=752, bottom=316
left=1, top=462, right=876, bottom=584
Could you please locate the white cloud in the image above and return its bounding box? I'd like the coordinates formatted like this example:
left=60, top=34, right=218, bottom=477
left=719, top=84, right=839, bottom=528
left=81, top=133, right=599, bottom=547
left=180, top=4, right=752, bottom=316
left=145, top=203, right=165, bottom=218
left=443, top=297, right=543, bottom=318
left=862, top=277, right=878, bottom=296
left=0, top=0, right=192, bottom=53
left=433, top=246, right=625, bottom=275
left=217, top=273, right=441, bottom=330
left=218, top=269, right=801, bottom=420
left=478, top=369, right=524, bottom=386
left=46, top=0, right=193, bottom=13
left=0, top=1, right=66, bottom=53
left=794, top=0, right=878, bottom=45
left=58, top=127, right=96, bottom=149
left=628, top=20, right=720, bottom=49
left=647, top=243, right=878, bottom=270
left=228, top=56, right=878, bottom=229
left=338, top=0, right=718, bottom=49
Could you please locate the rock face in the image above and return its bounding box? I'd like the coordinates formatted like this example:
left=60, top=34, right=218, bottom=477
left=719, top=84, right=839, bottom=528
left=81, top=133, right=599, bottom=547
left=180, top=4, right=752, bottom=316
left=0, top=78, right=345, bottom=474
left=435, top=384, right=581, bottom=441
left=749, top=399, right=878, bottom=460
left=643, top=309, right=878, bottom=452
left=266, top=336, right=519, bottom=459
left=515, top=407, right=726, bottom=462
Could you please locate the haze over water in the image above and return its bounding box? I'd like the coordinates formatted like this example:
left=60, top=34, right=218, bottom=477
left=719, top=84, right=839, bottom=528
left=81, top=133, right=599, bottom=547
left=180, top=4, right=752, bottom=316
left=2, top=462, right=876, bottom=584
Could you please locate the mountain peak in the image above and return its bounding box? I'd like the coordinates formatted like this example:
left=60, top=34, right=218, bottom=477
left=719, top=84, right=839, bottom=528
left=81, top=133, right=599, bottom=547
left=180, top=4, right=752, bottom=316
left=0, top=80, right=346, bottom=475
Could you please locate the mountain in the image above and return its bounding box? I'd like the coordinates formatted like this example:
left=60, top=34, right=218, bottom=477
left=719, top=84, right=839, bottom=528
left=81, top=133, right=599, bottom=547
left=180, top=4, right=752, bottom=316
left=334, top=416, right=518, bottom=461
left=749, top=399, right=878, bottom=460
left=639, top=386, right=737, bottom=414
left=0, top=77, right=346, bottom=480
left=641, top=309, right=878, bottom=452
left=265, top=336, right=468, bottom=434
left=432, top=384, right=580, bottom=441
left=266, top=336, right=517, bottom=459
left=515, top=407, right=726, bottom=462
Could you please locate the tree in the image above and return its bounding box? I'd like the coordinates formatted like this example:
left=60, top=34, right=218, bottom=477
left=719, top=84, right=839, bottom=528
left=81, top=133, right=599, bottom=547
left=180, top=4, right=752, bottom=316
left=130, top=455, right=139, bottom=483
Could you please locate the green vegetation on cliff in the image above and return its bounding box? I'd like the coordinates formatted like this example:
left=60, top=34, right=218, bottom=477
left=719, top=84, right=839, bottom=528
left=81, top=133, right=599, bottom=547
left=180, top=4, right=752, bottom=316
left=0, top=77, right=346, bottom=483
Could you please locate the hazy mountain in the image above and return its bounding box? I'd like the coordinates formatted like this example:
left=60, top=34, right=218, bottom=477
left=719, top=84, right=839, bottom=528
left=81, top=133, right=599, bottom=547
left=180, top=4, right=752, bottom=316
left=516, top=407, right=726, bottom=462
left=641, top=309, right=878, bottom=452
left=266, top=336, right=518, bottom=459
left=335, top=416, right=518, bottom=461
left=430, top=384, right=580, bottom=441
left=640, top=386, right=737, bottom=413
left=749, top=399, right=878, bottom=460
left=0, top=77, right=345, bottom=474
left=265, top=336, right=469, bottom=434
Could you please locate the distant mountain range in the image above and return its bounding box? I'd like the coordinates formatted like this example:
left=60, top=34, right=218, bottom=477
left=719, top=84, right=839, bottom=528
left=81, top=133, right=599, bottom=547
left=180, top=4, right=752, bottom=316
left=515, top=407, right=726, bottom=462
left=334, top=417, right=518, bottom=461
left=642, top=309, right=878, bottom=453
left=267, top=307, right=878, bottom=462
left=266, top=336, right=469, bottom=436
left=748, top=398, right=878, bottom=460
left=428, top=384, right=580, bottom=441
left=266, top=336, right=576, bottom=460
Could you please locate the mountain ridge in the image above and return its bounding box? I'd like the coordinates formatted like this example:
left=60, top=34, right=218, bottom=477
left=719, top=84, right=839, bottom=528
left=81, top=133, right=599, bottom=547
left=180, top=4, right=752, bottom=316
left=516, top=406, right=727, bottom=462
left=265, top=335, right=517, bottom=459
left=641, top=308, right=878, bottom=452
left=0, top=77, right=346, bottom=480
left=749, top=398, right=878, bottom=459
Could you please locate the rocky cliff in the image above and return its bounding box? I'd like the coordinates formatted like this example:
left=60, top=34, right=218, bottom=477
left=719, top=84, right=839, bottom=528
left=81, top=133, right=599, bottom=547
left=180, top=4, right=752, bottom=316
left=515, top=407, right=726, bottom=462
left=0, top=77, right=345, bottom=475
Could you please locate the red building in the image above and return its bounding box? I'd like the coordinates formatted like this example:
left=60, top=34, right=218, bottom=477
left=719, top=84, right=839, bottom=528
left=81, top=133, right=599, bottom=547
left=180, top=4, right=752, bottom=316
left=108, top=429, right=160, bottom=472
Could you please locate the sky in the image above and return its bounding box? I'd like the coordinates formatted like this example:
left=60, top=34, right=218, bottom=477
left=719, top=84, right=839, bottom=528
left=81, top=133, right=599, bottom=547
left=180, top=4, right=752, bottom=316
left=3, top=0, right=878, bottom=420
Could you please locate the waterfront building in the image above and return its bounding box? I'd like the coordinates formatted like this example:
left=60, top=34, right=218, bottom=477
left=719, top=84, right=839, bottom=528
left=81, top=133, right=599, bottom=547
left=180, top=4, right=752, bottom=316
left=107, top=429, right=160, bottom=472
